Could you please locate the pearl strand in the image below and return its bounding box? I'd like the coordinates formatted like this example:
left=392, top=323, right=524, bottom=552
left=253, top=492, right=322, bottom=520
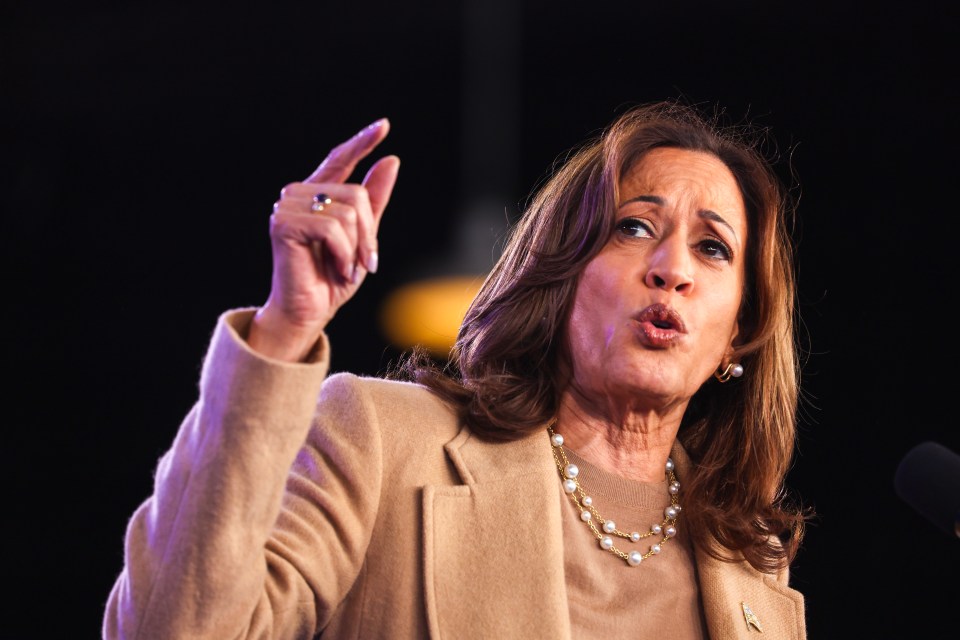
left=548, top=426, right=681, bottom=567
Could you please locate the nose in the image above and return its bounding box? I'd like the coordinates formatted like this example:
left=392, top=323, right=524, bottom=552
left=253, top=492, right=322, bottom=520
left=644, top=237, right=694, bottom=294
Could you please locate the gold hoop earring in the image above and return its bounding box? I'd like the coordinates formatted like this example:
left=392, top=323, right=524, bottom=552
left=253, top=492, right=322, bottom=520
left=714, top=362, right=744, bottom=383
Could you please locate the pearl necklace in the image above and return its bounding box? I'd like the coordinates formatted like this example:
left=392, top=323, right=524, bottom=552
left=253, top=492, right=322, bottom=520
left=548, top=426, right=681, bottom=567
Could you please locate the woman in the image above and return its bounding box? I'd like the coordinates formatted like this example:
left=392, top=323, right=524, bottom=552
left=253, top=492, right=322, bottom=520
left=104, top=102, right=809, bottom=639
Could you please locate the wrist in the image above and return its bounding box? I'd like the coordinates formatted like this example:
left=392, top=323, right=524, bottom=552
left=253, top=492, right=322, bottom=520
left=248, top=306, right=326, bottom=363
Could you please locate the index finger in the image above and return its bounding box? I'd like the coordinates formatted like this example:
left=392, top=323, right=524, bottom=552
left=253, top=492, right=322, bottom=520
left=305, top=118, right=391, bottom=184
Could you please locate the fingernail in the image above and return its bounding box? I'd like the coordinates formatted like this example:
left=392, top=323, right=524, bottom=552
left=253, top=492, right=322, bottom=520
left=366, top=250, right=379, bottom=274
left=364, top=118, right=387, bottom=133
left=351, top=264, right=361, bottom=284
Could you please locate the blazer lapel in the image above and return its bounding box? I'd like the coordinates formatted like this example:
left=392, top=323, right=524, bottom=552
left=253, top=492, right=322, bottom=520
left=423, top=426, right=571, bottom=639
left=694, top=544, right=806, bottom=639
left=422, top=433, right=805, bottom=639
left=670, top=445, right=807, bottom=639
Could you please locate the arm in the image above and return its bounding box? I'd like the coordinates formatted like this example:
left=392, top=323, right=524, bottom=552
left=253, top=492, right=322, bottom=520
left=104, top=311, right=385, bottom=639
left=103, top=120, right=400, bottom=638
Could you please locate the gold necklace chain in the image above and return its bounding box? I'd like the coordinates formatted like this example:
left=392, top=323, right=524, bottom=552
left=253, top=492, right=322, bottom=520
left=548, top=425, right=681, bottom=567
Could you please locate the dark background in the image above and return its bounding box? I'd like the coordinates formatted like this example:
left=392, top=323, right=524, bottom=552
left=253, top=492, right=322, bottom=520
left=5, top=1, right=958, bottom=637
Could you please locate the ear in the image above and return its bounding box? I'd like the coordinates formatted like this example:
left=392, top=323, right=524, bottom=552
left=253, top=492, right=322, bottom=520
left=726, top=318, right=742, bottom=356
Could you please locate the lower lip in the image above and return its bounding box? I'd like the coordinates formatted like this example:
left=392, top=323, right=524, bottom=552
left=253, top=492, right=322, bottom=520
left=633, top=321, right=682, bottom=348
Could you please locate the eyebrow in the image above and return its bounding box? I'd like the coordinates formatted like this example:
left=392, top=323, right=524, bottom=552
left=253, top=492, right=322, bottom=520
left=621, top=195, right=665, bottom=207
left=619, top=194, right=740, bottom=244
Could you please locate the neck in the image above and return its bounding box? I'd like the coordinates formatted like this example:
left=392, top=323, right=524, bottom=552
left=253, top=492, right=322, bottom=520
left=554, top=386, right=686, bottom=483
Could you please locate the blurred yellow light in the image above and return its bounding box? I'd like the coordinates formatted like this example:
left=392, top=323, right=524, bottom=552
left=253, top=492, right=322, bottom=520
left=379, top=274, right=486, bottom=357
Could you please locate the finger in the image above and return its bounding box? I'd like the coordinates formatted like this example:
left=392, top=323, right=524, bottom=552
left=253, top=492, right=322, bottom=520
left=359, top=156, right=399, bottom=275
left=278, top=183, right=373, bottom=222
left=272, top=202, right=360, bottom=269
left=312, top=203, right=360, bottom=256
left=362, top=155, right=400, bottom=227
left=309, top=216, right=358, bottom=283
left=279, top=183, right=377, bottom=273
left=305, top=118, right=390, bottom=185
left=272, top=212, right=357, bottom=282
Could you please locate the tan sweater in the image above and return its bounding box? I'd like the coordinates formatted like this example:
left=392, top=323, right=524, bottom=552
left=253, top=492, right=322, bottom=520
left=103, top=309, right=806, bottom=639
left=561, top=449, right=708, bottom=638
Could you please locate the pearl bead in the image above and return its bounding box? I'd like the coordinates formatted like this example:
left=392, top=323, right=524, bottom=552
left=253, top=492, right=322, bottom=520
left=730, top=363, right=744, bottom=378
left=549, top=420, right=687, bottom=571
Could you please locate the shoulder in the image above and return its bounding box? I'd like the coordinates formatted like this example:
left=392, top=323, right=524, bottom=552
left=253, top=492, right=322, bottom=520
left=320, top=372, right=455, bottom=416
left=318, top=372, right=461, bottom=438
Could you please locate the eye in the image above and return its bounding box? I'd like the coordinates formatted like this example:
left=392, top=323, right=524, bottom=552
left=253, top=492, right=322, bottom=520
left=616, top=217, right=653, bottom=238
left=699, top=238, right=733, bottom=261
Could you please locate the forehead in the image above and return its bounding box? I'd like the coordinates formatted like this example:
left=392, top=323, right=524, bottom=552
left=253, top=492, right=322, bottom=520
left=620, top=147, right=745, bottom=210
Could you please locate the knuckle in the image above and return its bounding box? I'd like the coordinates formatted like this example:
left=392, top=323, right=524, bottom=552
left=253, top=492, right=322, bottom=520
left=279, top=182, right=302, bottom=198
left=342, top=183, right=367, bottom=201
left=273, top=200, right=297, bottom=215
left=268, top=213, right=285, bottom=235
left=312, top=214, right=336, bottom=232
left=336, top=186, right=371, bottom=220
left=270, top=212, right=306, bottom=237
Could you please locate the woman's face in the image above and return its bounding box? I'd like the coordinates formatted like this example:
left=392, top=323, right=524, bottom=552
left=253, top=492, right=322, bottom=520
left=565, top=147, right=748, bottom=411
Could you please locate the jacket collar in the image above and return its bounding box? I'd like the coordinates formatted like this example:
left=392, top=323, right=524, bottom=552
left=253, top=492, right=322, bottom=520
left=672, top=442, right=806, bottom=638
left=423, top=425, right=805, bottom=639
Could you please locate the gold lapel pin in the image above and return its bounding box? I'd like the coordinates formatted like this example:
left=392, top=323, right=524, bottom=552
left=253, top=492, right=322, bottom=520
left=741, top=602, right=764, bottom=633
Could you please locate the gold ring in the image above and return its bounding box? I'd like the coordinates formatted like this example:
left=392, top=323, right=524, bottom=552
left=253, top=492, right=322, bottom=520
left=310, top=193, right=333, bottom=212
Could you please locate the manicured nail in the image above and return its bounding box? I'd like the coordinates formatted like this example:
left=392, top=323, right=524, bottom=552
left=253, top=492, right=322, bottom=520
left=366, top=250, right=379, bottom=274
left=364, top=118, right=387, bottom=133
left=351, top=263, right=361, bottom=284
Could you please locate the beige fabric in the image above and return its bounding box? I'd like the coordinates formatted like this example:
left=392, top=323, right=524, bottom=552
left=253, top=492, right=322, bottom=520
left=560, top=449, right=707, bottom=639
left=103, top=308, right=807, bottom=639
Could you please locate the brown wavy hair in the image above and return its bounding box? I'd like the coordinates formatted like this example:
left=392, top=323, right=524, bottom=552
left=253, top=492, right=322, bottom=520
left=398, top=101, right=809, bottom=573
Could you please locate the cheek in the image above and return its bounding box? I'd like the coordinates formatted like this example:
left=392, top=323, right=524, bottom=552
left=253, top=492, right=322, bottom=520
left=711, top=294, right=742, bottom=351
left=566, top=252, right=638, bottom=358
left=567, top=295, right=600, bottom=355
left=694, top=273, right=743, bottom=347
left=568, top=318, right=625, bottom=386
left=567, top=282, right=615, bottom=359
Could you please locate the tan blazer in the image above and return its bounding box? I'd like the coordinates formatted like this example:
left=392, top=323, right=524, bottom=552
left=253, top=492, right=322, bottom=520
left=424, top=420, right=806, bottom=640
left=104, top=310, right=806, bottom=639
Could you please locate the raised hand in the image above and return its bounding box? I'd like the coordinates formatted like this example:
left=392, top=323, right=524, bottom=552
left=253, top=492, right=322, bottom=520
left=248, top=118, right=400, bottom=362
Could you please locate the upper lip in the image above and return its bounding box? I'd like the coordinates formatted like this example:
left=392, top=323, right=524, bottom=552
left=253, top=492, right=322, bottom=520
left=634, top=303, right=687, bottom=333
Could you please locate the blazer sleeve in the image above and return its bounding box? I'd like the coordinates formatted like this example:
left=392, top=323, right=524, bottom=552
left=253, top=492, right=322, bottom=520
left=102, top=309, right=384, bottom=640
